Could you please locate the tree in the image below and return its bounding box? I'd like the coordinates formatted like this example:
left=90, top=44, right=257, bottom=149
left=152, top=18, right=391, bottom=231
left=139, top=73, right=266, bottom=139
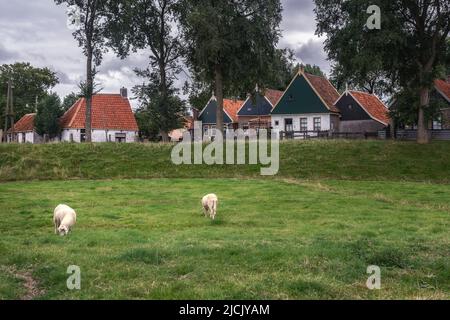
left=62, top=92, right=81, bottom=111
left=106, top=0, right=185, bottom=142
left=315, top=0, right=450, bottom=144
left=35, top=93, right=63, bottom=140
left=0, top=62, right=58, bottom=132
left=55, top=0, right=111, bottom=142
left=178, top=0, right=283, bottom=132
left=298, top=63, right=325, bottom=77
left=268, top=49, right=298, bottom=90
left=133, top=70, right=186, bottom=141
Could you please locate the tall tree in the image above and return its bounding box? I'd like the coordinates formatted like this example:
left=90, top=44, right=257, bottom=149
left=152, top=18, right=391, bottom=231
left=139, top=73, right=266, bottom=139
left=0, top=62, right=58, bottom=132
left=106, top=0, right=185, bottom=142
left=35, top=93, right=64, bottom=140
left=178, top=0, right=282, bottom=132
left=55, top=0, right=110, bottom=142
left=315, top=0, right=450, bottom=144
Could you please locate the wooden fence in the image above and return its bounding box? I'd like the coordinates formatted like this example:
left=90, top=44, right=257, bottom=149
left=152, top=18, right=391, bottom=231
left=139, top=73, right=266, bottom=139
left=395, top=129, right=450, bottom=141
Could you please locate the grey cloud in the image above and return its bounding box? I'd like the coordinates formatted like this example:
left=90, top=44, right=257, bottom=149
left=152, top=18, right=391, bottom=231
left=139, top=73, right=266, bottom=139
left=281, top=0, right=317, bottom=33
left=55, top=70, right=73, bottom=85
left=0, top=0, right=331, bottom=99
left=294, top=38, right=330, bottom=74
left=0, top=44, right=17, bottom=63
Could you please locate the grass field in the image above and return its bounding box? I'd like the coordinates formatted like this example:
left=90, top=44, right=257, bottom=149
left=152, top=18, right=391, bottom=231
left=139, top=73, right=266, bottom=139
left=1, top=140, right=450, bottom=182
left=0, top=141, right=449, bottom=300
left=0, top=178, right=449, bottom=299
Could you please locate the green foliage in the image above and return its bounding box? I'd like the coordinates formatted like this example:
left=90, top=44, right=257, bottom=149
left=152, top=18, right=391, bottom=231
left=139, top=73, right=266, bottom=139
left=61, top=92, right=81, bottom=112
left=106, top=0, right=185, bottom=138
left=133, top=70, right=186, bottom=140
left=178, top=0, right=283, bottom=97
left=0, top=62, right=58, bottom=129
left=134, top=107, right=161, bottom=141
left=34, top=93, right=63, bottom=139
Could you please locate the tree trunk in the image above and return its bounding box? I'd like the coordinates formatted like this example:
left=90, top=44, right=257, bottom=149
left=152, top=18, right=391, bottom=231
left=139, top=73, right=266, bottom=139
left=160, top=130, right=169, bottom=142
left=215, top=64, right=224, bottom=136
left=85, top=45, right=93, bottom=143
left=417, top=87, right=430, bottom=144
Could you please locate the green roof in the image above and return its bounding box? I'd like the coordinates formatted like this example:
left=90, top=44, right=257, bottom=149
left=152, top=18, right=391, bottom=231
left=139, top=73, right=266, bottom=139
left=271, top=73, right=330, bottom=115
left=198, top=99, right=233, bottom=124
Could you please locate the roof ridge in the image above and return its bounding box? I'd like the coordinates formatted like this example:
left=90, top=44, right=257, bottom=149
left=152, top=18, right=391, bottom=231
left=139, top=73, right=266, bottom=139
left=68, top=98, right=84, bottom=128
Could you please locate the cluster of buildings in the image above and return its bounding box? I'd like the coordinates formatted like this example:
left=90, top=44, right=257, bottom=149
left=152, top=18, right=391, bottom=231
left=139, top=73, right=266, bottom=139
left=7, top=89, right=139, bottom=144
left=6, top=69, right=450, bottom=144
left=196, top=69, right=450, bottom=140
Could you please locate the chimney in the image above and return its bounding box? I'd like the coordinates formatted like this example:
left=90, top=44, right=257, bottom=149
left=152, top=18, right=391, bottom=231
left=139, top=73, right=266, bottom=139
left=120, top=87, right=128, bottom=98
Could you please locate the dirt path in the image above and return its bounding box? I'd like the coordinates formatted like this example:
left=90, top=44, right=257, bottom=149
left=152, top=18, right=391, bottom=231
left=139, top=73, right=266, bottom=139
left=1, top=266, right=44, bottom=300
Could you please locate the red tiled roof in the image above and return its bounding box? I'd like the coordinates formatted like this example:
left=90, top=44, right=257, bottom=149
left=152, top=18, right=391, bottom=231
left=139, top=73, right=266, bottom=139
left=264, top=89, right=284, bottom=106
left=12, top=113, right=36, bottom=132
left=223, top=98, right=245, bottom=122
left=60, top=94, right=138, bottom=131
left=350, top=91, right=390, bottom=125
left=435, top=79, right=450, bottom=102
left=304, top=73, right=340, bottom=113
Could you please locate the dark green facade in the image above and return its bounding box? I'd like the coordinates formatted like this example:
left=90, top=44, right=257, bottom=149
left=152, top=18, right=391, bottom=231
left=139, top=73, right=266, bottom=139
left=271, top=74, right=330, bottom=115
left=198, top=99, right=233, bottom=124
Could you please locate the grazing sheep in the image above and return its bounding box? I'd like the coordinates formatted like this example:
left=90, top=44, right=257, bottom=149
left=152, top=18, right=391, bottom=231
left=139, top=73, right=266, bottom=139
left=53, top=204, right=77, bottom=236
left=202, top=194, right=218, bottom=220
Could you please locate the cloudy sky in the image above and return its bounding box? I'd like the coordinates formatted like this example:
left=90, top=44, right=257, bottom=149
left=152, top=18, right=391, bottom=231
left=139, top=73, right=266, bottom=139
left=0, top=0, right=330, bottom=106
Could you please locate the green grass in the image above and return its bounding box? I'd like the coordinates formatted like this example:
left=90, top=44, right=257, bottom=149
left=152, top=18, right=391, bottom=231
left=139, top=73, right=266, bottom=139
left=1, top=140, right=450, bottom=182
left=0, top=178, right=449, bottom=300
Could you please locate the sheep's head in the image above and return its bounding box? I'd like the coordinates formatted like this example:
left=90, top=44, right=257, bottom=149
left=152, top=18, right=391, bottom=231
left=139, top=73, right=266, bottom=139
left=58, top=225, right=69, bottom=236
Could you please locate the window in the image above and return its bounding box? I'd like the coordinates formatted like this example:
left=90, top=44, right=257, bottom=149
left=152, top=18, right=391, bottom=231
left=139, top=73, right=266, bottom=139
left=300, top=118, right=308, bottom=131
left=313, top=117, right=321, bottom=131
left=274, top=120, right=279, bottom=126
left=115, top=133, right=126, bottom=143
left=288, top=94, right=294, bottom=101
left=433, top=117, right=442, bottom=130
left=203, top=125, right=209, bottom=135
left=80, top=129, right=86, bottom=143
left=285, top=119, right=294, bottom=132
left=348, top=104, right=353, bottom=110
left=211, top=125, right=217, bottom=136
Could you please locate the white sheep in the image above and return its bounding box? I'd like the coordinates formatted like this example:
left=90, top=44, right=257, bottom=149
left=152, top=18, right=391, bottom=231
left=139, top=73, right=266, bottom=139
left=53, top=204, right=77, bottom=236
left=202, top=194, right=218, bottom=220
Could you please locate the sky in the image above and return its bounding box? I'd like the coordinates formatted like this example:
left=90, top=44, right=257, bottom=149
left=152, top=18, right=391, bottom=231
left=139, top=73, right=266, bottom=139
left=0, top=0, right=330, bottom=107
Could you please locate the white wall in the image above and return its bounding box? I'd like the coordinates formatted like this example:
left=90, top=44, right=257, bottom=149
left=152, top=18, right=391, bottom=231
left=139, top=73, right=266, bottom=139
left=271, top=114, right=333, bottom=132
left=61, top=129, right=138, bottom=143
left=14, top=131, right=35, bottom=143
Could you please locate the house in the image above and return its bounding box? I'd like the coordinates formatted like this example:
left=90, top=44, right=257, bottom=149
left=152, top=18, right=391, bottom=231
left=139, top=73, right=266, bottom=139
left=7, top=113, right=42, bottom=144
left=59, top=89, right=139, bottom=143
left=167, top=116, right=195, bottom=142
left=271, top=69, right=341, bottom=135
left=197, top=95, right=244, bottom=137
left=334, top=90, right=390, bottom=133
left=392, top=76, right=450, bottom=130
left=237, top=88, right=284, bottom=130
left=433, top=77, right=450, bottom=129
